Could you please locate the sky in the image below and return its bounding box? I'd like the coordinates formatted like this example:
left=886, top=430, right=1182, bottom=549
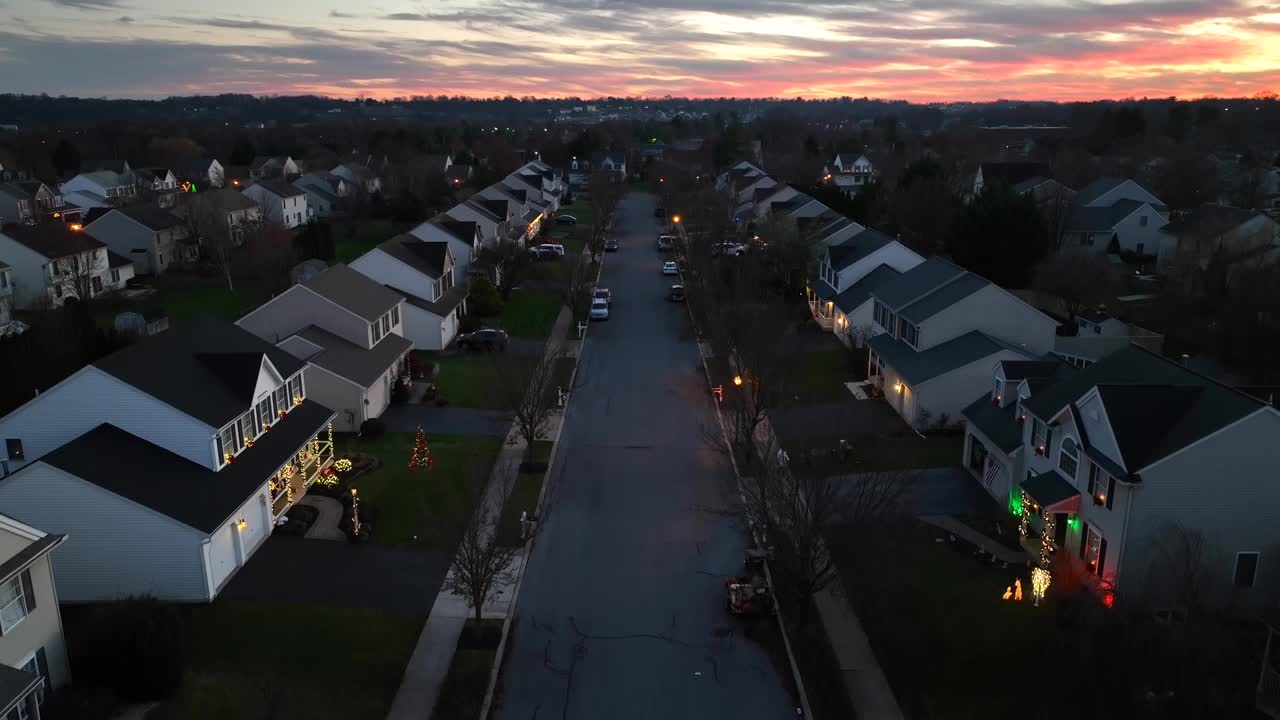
left=1, top=0, right=1279, bottom=101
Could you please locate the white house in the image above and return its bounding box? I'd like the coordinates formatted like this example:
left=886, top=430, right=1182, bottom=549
left=249, top=156, right=299, bottom=180
left=867, top=257, right=1058, bottom=428
left=590, top=151, right=626, bottom=180
left=1064, top=177, right=1169, bottom=256
left=981, top=345, right=1280, bottom=608
left=350, top=234, right=465, bottom=351
left=1157, top=204, right=1280, bottom=279
left=330, top=162, right=382, bottom=195
left=237, top=265, right=411, bottom=433
left=242, top=180, right=308, bottom=229
left=0, top=321, right=336, bottom=602
left=1052, top=310, right=1163, bottom=368
left=478, top=184, right=542, bottom=244
left=822, top=153, right=875, bottom=196
left=178, top=188, right=263, bottom=247
left=292, top=177, right=340, bottom=220
left=409, top=219, right=481, bottom=277
left=182, top=158, right=225, bottom=189
left=132, top=167, right=180, bottom=207
left=447, top=198, right=510, bottom=249
left=0, top=513, right=71, bottom=720
left=0, top=224, right=120, bottom=308
left=0, top=180, right=82, bottom=227
left=60, top=170, right=135, bottom=210
left=83, top=205, right=195, bottom=275
left=808, top=227, right=924, bottom=346
left=0, top=261, right=20, bottom=334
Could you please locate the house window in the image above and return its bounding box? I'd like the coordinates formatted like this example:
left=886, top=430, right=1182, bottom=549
left=968, top=438, right=988, bottom=473
left=1083, top=526, right=1106, bottom=575
left=391, top=305, right=400, bottom=327
left=1087, top=464, right=1114, bottom=508
left=257, top=397, right=274, bottom=428
left=0, top=575, right=28, bottom=633
left=1139, top=215, right=1148, bottom=227
left=1136, top=243, right=1145, bottom=255
left=18, top=651, right=46, bottom=708
left=91, top=276, right=103, bottom=295
left=5, top=438, right=23, bottom=460
left=0, top=273, right=7, bottom=289
left=110, top=269, right=120, bottom=283
left=897, top=318, right=918, bottom=347
left=371, top=321, right=383, bottom=344
left=274, top=386, right=288, bottom=416
left=1059, top=437, right=1079, bottom=479
left=240, top=411, right=257, bottom=444
left=1235, top=552, right=1260, bottom=588
left=1031, top=419, right=1047, bottom=453
left=289, top=374, right=304, bottom=403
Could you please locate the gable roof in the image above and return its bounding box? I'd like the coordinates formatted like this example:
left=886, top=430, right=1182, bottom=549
left=1160, top=204, right=1269, bottom=240
left=961, top=397, right=1022, bottom=453
left=999, top=359, right=1064, bottom=381
left=92, top=320, right=306, bottom=428
left=374, top=234, right=449, bottom=279
left=827, top=227, right=897, bottom=270
left=869, top=330, right=1028, bottom=385
left=1021, top=345, right=1264, bottom=473
left=187, top=187, right=259, bottom=214
left=301, top=264, right=402, bottom=323
left=250, top=155, right=287, bottom=170
left=872, top=256, right=966, bottom=310
left=1, top=223, right=104, bottom=259
left=979, top=162, right=1050, bottom=188
left=1074, top=176, right=1160, bottom=206
left=252, top=179, right=305, bottom=200
left=114, top=205, right=183, bottom=231
left=289, top=326, right=411, bottom=387
left=1065, top=198, right=1146, bottom=233
left=439, top=220, right=478, bottom=244
left=898, top=272, right=990, bottom=324
left=41, top=403, right=333, bottom=533
left=835, top=264, right=901, bottom=313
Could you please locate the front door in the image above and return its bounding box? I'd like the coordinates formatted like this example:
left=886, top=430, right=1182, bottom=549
left=1053, top=512, right=1068, bottom=546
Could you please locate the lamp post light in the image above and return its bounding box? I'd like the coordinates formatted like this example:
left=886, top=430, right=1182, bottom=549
left=733, top=374, right=744, bottom=387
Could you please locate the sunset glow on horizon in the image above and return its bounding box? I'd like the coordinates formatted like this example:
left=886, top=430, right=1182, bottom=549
left=1, top=0, right=1278, bottom=102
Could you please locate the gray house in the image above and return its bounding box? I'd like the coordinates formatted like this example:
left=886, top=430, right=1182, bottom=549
left=83, top=205, right=194, bottom=275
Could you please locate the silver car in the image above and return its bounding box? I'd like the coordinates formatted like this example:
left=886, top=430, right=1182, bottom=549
left=590, top=297, right=610, bottom=320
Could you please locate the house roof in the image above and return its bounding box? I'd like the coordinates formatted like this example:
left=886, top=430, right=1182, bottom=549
left=836, top=153, right=867, bottom=166
left=1021, top=345, right=1265, bottom=473
left=999, top=359, right=1064, bottom=381
left=835, top=264, right=901, bottom=314
left=115, top=205, right=183, bottom=231
left=291, top=326, right=412, bottom=387
left=75, top=170, right=127, bottom=188
left=961, top=396, right=1022, bottom=453
left=827, top=227, right=897, bottom=271
left=1065, top=199, right=1145, bottom=233
left=0, top=530, right=65, bottom=588
left=40, top=402, right=333, bottom=534
left=1011, top=176, right=1050, bottom=195
left=869, top=330, right=1027, bottom=385
left=1074, top=176, right=1128, bottom=205
left=1076, top=308, right=1111, bottom=324
left=294, top=180, right=338, bottom=204
left=338, top=162, right=375, bottom=181
left=250, top=155, right=286, bottom=170
left=0, top=663, right=40, bottom=717
left=979, top=162, right=1050, bottom=188
left=252, top=179, right=305, bottom=200
left=439, top=220, right=478, bottom=244
left=1160, top=204, right=1268, bottom=240
left=898, top=272, right=990, bottom=324
left=470, top=199, right=507, bottom=222
left=107, top=250, right=132, bottom=268
left=187, top=187, right=259, bottom=214
left=133, top=167, right=173, bottom=182
left=1, top=223, right=105, bottom=259
left=93, top=320, right=306, bottom=428
left=385, top=282, right=468, bottom=318
left=872, top=256, right=966, bottom=310
left=301, top=264, right=402, bottom=323
left=1021, top=468, right=1079, bottom=508
left=0, top=181, right=39, bottom=200
left=375, top=234, right=448, bottom=279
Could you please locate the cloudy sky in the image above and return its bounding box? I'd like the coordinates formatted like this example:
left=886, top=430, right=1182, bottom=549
left=2, top=0, right=1279, bottom=100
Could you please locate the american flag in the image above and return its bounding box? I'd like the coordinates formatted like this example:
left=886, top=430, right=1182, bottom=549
left=983, top=459, right=1001, bottom=489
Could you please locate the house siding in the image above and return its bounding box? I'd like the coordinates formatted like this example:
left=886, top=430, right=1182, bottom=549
left=237, top=285, right=369, bottom=349
left=1108, top=204, right=1168, bottom=254
left=350, top=249, right=442, bottom=315
left=0, top=232, right=56, bottom=308
left=834, top=242, right=922, bottom=293
left=0, top=550, right=71, bottom=689
left=409, top=223, right=476, bottom=277
left=302, top=365, right=366, bottom=431
left=83, top=212, right=158, bottom=275
left=0, top=367, right=215, bottom=471
left=913, top=351, right=1029, bottom=428
left=401, top=303, right=451, bottom=351
left=920, top=284, right=1057, bottom=355
left=445, top=205, right=501, bottom=248
left=0, top=464, right=209, bottom=602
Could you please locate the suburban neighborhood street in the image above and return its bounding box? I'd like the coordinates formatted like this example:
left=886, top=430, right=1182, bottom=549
left=494, top=193, right=797, bottom=719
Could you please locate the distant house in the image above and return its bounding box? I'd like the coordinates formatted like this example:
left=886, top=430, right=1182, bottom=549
left=0, top=224, right=117, bottom=308
left=60, top=170, right=135, bottom=210
left=0, top=513, right=71, bottom=719
left=330, top=163, right=381, bottom=195
left=1053, top=309, right=1163, bottom=368
left=809, top=227, right=925, bottom=346
left=248, top=156, right=299, bottom=180
left=972, top=162, right=1050, bottom=197
left=0, top=180, right=81, bottom=227
left=1064, top=177, right=1169, bottom=256
left=0, top=261, right=17, bottom=332
left=131, top=167, right=180, bottom=208
left=1157, top=204, right=1280, bottom=281
left=351, top=234, right=465, bottom=351
left=83, top=205, right=194, bottom=275
left=0, top=320, right=336, bottom=602
left=822, top=153, right=876, bottom=196
left=237, top=265, right=411, bottom=432
left=182, top=158, right=225, bottom=189
left=177, top=188, right=263, bottom=247
left=409, top=219, right=481, bottom=277
left=422, top=154, right=453, bottom=177
left=590, top=151, right=626, bottom=180
left=445, top=164, right=473, bottom=187
left=446, top=198, right=509, bottom=250
left=291, top=177, right=339, bottom=220
left=567, top=157, right=591, bottom=190
left=242, top=180, right=308, bottom=229
left=867, top=257, right=1058, bottom=428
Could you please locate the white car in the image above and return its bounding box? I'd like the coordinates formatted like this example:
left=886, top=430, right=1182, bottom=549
left=590, top=297, right=610, bottom=320
left=662, top=261, right=678, bottom=275
left=531, top=242, right=566, bottom=257
left=594, top=287, right=611, bottom=304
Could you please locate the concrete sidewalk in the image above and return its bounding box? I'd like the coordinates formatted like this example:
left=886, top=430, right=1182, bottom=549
left=386, top=307, right=573, bottom=720
left=815, top=580, right=904, bottom=720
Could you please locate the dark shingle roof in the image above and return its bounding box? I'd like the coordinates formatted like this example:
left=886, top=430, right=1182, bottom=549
left=1000, top=360, right=1063, bottom=380
left=41, top=403, right=333, bottom=533
left=1066, top=199, right=1145, bottom=232
left=961, top=397, right=1022, bottom=453
left=107, top=250, right=132, bottom=268
left=0, top=531, right=65, bottom=587
left=0, top=664, right=40, bottom=717
left=1022, top=345, right=1264, bottom=472
left=1, top=223, right=104, bottom=259
left=1075, top=176, right=1128, bottom=205
left=1160, top=204, right=1267, bottom=240
left=253, top=179, right=305, bottom=200
left=187, top=187, right=259, bottom=214
left=827, top=228, right=897, bottom=271
left=375, top=234, right=449, bottom=279
left=301, top=264, right=402, bottom=323
left=440, top=220, right=477, bottom=244
left=386, top=283, right=468, bottom=318
left=115, top=205, right=183, bottom=231
left=979, top=162, right=1049, bottom=188
left=869, top=330, right=1027, bottom=385
left=872, top=256, right=965, bottom=310
left=899, top=272, right=990, bottom=323
left=93, top=320, right=306, bottom=428
left=291, top=326, right=412, bottom=386
left=835, top=264, right=901, bottom=313
left=1021, top=468, right=1080, bottom=508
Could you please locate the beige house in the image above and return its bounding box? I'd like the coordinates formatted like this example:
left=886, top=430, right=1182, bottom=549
left=0, top=513, right=70, bottom=720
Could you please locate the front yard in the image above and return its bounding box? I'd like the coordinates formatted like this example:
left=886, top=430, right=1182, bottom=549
left=432, top=619, right=503, bottom=720
left=488, top=288, right=563, bottom=339
left=336, top=432, right=504, bottom=547
left=781, top=346, right=864, bottom=406
left=414, top=350, right=537, bottom=410
left=147, top=601, right=424, bottom=720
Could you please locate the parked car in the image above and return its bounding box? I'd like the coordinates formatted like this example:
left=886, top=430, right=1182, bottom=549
left=555, top=215, right=578, bottom=225
left=594, top=287, right=612, bottom=304
left=125, top=277, right=147, bottom=290
left=662, top=261, right=678, bottom=275
left=604, top=238, right=619, bottom=251
left=532, top=242, right=566, bottom=257
left=669, top=284, right=685, bottom=301
left=590, top=298, right=610, bottom=321
left=657, top=235, right=675, bottom=251
left=456, top=328, right=510, bottom=351
left=714, top=243, right=749, bottom=257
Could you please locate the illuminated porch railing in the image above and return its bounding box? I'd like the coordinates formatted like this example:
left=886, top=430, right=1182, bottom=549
left=270, top=426, right=337, bottom=518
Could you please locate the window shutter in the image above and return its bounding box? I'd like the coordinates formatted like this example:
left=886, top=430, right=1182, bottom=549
left=1106, top=477, right=1116, bottom=510
left=20, top=569, right=35, bottom=613
left=35, top=647, right=48, bottom=683
left=1097, top=538, right=1108, bottom=576
left=1045, top=425, right=1054, bottom=453
left=1079, top=522, right=1089, bottom=559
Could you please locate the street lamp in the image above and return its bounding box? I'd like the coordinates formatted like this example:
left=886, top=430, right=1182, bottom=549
left=672, top=215, right=681, bottom=224
left=733, top=375, right=743, bottom=386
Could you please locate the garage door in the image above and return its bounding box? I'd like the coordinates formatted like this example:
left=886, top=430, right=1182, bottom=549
left=239, top=497, right=266, bottom=556
left=208, top=523, right=237, bottom=590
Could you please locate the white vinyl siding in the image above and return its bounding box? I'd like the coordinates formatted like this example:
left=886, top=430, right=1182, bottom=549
left=236, top=285, right=370, bottom=350
left=349, top=250, right=443, bottom=326
left=0, top=551, right=70, bottom=691
left=400, top=302, right=457, bottom=351
left=916, top=283, right=1057, bottom=355
left=300, top=365, right=366, bottom=432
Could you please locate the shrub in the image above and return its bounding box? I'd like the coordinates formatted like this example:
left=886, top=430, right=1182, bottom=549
left=360, top=417, right=386, bottom=439
left=467, top=276, right=504, bottom=317
left=458, top=314, right=482, bottom=334
left=42, top=686, right=118, bottom=720
left=78, top=597, right=184, bottom=702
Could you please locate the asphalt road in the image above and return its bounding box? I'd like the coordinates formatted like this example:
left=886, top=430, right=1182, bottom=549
left=494, top=193, right=796, bottom=720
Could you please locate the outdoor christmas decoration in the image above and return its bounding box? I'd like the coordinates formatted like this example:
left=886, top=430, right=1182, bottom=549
left=408, top=427, right=434, bottom=472
left=334, top=458, right=353, bottom=473
left=1031, top=567, right=1051, bottom=606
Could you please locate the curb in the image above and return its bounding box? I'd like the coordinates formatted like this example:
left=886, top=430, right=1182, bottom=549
left=477, top=220, right=606, bottom=720
left=676, top=233, right=814, bottom=720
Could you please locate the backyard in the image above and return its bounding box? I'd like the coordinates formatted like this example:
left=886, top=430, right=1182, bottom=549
left=413, top=350, right=537, bottom=410
left=484, top=288, right=563, bottom=339
left=781, top=346, right=863, bottom=406
left=147, top=601, right=424, bottom=720
left=332, top=218, right=414, bottom=264
left=336, top=432, right=504, bottom=547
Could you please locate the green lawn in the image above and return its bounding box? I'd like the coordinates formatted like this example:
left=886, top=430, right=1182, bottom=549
left=148, top=601, right=424, bottom=720
left=846, top=432, right=964, bottom=471
left=495, top=440, right=553, bottom=547
left=490, top=289, right=562, bottom=339
left=833, top=522, right=1074, bottom=719
left=433, top=619, right=502, bottom=720
left=151, top=274, right=267, bottom=322
left=414, top=351, right=537, bottom=410
left=337, top=432, right=504, bottom=547
left=549, top=201, right=594, bottom=254
left=783, top=348, right=860, bottom=405
left=332, top=219, right=413, bottom=264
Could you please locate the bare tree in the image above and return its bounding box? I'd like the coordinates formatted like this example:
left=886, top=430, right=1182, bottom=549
left=60, top=246, right=108, bottom=304
left=442, top=493, right=519, bottom=622
left=493, top=342, right=566, bottom=457
left=1031, top=250, right=1117, bottom=321
left=563, top=255, right=595, bottom=324
left=239, top=221, right=297, bottom=298
left=587, top=170, right=624, bottom=257
left=178, top=193, right=242, bottom=292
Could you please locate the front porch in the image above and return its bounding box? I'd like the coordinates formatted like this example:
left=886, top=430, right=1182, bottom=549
left=806, top=283, right=836, bottom=331
left=271, top=424, right=337, bottom=518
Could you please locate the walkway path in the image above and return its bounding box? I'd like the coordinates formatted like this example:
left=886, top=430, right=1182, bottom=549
left=300, top=495, right=344, bottom=541
left=919, top=514, right=1028, bottom=565
left=386, top=307, right=573, bottom=720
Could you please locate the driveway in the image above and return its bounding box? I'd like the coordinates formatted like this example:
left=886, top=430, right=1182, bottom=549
left=833, top=466, right=994, bottom=518
left=381, top=405, right=511, bottom=437
left=771, top=398, right=909, bottom=451
left=220, top=536, right=447, bottom=613
left=494, top=193, right=795, bottom=720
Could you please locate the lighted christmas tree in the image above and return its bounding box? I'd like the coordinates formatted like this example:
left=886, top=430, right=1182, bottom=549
left=408, top=427, right=434, bottom=472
